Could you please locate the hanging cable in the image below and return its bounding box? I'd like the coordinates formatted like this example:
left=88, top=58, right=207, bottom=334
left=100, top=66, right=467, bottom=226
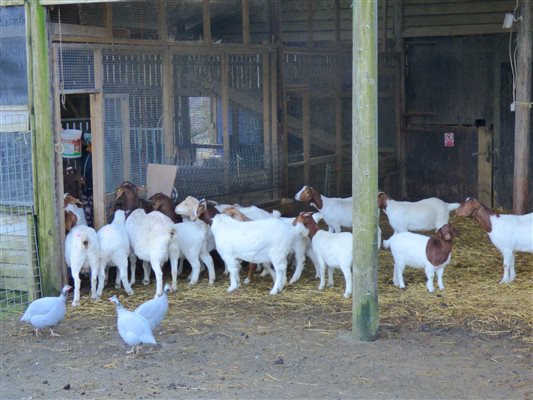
left=508, top=0, right=519, bottom=110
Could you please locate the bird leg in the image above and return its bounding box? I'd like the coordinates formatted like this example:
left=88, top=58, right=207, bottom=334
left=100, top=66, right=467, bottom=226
left=49, top=328, right=60, bottom=337
left=34, top=328, right=40, bottom=337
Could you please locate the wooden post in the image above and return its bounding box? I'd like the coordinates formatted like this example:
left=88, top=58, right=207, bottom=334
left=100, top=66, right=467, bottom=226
left=91, top=49, right=105, bottom=230
left=221, top=53, right=230, bottom=190
left=512, top=0, right=531, bottom=214
left=202, top=0, right=211, bottom=43
left=303, top=89, right=310, bottom=184
left=162, top=48, right=175, bottom=163
left=352, top=0, right=379, bottom=341
left=242, top=0, right=250, bottom=45
left=263, top=52, right=271, bottom=171
left=26, top=1, right=62, bottom=295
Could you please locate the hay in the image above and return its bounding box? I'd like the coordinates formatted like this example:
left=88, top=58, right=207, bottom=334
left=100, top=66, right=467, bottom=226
left=68, top=213, right=532, bottom=345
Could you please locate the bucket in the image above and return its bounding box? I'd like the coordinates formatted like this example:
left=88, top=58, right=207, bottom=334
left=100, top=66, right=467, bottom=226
left=61, top=129, right=82, bottom=158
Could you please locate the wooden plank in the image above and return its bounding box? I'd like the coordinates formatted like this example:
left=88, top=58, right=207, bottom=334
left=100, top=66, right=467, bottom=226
left=405, top=13, right=505, bottom=27
left=27, top=1, right=62, bottom=296
left=242, top=0, right=250, bottom=45
left=352, top=0, right=379, bottom=341
left=0, top=236, right=27, bottom=251
left=40, top=0, right=126, bottom=4
left=90, top=49, right=105, bottom=229
left=1, top=249, right=29, bottom=265
left=302, top=90, right=310, bottom=183
left=403, top=24, right=512, bottom=39
left=335, top=54, right=342, bottom=194
left=162, top=48, right=175, bottom=163
left=307, top=0, right=314, bottom=47
left=262, top=53, right=271, bottom=171
left=0, top=0, right=25, bottom=6
left=271, top=50, right=280, bottom=200
left=512, top=0, right=532, bottom=214
left=121, top=95, right=131, bottom=181
left=202, top=0, right=211, bottom=42
left=477, top=126, right=492, bottom=207
left=50, top=23, right=107, bottom=38
left=157, top=0, right=167, bottom=40
left=221, top=53, right=230, bottom=190
left=404, top=1, right=515, bottom=16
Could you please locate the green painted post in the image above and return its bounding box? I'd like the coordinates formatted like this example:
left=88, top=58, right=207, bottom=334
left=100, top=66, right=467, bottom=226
left=352, top=0, right=379, bottom=341
left=26, top=1, right=62, bottom=296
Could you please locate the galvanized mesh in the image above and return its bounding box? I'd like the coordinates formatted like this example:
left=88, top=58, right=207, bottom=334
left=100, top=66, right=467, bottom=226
left=58, top=47, right=95, bottom=91
left=0, top=114, right=41, bottom=315
left=166, top=0, right=204, bottom=41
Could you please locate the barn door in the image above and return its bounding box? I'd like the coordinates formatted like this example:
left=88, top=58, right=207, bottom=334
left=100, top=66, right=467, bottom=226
left=405, top=125, right=482, bottom=202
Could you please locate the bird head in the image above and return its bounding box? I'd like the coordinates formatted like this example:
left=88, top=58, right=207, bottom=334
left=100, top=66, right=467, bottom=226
left=108, top=295, right=121, bottom=307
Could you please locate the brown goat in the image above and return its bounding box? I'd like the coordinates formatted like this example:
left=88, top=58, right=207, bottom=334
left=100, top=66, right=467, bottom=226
left=149, top=192, right=182, bottom=223
left=63, top=166, right=85, bottom=199
left=64, top=210, right=78, bottom=233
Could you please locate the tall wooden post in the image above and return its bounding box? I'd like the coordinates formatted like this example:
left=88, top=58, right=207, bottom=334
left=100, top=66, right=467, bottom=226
left=27, top=1, right=62, bottom=295
left=352, top=0, right=379, bottom=341
left=513, top=0, right=532, bottom=214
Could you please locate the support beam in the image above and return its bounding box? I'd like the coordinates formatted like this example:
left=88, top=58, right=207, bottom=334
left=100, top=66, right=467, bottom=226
left=27, top=1, right=62, bottom=295
left=352, top=0, right=379, bottom=341
left=512, top=0, right=532, bottom=214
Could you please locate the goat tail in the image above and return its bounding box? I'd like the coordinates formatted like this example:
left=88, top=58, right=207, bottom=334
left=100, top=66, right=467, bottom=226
left=382, top=238, right=391, bottom=249
left=448, top=202, right=460, bottom=211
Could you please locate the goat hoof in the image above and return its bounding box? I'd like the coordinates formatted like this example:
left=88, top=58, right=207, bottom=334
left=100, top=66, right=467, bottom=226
left=243, top=278, right=251, bottom=285
left=127, top=290, right=134, bottom=296
left=343, top=293, right=351, bottom=298
left=72, top=301, right=80, bottom=307
left=142, top=280, right=149, bottom=286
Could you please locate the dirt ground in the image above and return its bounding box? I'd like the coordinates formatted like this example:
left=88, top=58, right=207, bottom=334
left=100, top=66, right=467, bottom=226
left=2, top=273, right=532, bottom=400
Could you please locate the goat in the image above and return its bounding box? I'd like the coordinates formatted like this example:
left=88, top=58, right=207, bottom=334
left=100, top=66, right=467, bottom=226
left=378, top=192, right=459, bottom=233
left=292, top=212, right=352, bottom=298
left=63, top=166, right=85, bottom=200
left=383, top=224, right=457, bottom=293
left=97, top=210, right=134, bottom=296
left=196, top=199, right=299, bottom=295
left=64, top=193, right=87, bottom=226
left=455, top=197, right=532, bottom=284
left=294, top=185, right=351, bottom=233
left=64, top=210, right=102, bottom=306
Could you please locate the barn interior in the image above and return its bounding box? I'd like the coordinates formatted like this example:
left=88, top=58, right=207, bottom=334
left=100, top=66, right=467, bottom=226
left=0, top=1, right=531, bottom=346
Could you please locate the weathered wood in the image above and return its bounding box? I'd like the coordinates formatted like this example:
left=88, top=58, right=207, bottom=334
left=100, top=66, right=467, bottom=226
left=162, top=47, right=175, bottom=163
left=513, top=0, right=532, bottom=214
left=271, top=49, right=280, bottom=200
left=477, top=126, right=493, bottom=207
left=90, top=49, right=105, bottom=229
left=27, top=1, right=62, bottom=296
left=352, top=0, right=379, bottom=341
left=242, top=0, right=250, bottom=45
left=302, top=90, right=310, bottom=184
left=263, top=53, right=271, bottom=170
left=50, top=23, right=107, bottom=38
left=120, top=95, right=131, bottom=181
left=202, top=0, right=211, bottom=42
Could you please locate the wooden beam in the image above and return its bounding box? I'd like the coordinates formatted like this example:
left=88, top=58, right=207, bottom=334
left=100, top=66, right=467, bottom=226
left=27, top=1, right=63, bottom=296
left=221, top=53, right=230, bottom=189
left=162, top=47, right=175, bottom=163
left=262, top=53, right=271, bottom=171
left=91, top=49, right=105, bottom=229
left=51, top=42, right=68, bottom=286
left=352, top=0, right=379, bottom=341
left=477, top=126, right=492, bottom=206
left=121, top=95, right=131, bottom=182
left=513, top=0, right=532, bottom=214
left=270, top=49, right=280, bottom=200
left=302, top=90, right=310, bottom=184
left=307, top=0, right=314, bottom=47
left=242, top=0, right=250, bottom=45
left=202, top=0, right=211, bottom=43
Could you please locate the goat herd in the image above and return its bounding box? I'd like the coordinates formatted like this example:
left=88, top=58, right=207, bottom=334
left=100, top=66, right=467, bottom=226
left=60, top=182, right=533, bottom=308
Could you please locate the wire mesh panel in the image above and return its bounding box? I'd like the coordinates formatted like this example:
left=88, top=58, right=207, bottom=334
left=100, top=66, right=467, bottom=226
left=112, top=2, right=159, bottom=40
left=166, top=0, right=204, bottom=41
left=103, top=50, right=164, bottom=193
left=57, top=48, right=95, bottom=91
left=0, top=117, right=41, bottom=314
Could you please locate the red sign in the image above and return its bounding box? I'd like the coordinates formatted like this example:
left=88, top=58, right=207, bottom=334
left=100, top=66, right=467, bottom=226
left=444, top=132, right=455, bottom=147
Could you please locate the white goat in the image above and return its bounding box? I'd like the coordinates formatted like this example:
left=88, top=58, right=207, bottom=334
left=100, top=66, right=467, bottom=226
left=293, top=213, right=352, bottom=298
left=456, top=197, right=533, bottom=284
left=64, top=210, right=102, bottom=307
left=294, top=186, right=351, bottom=233
left=196, top=200, right=299, bottom=294
left=125, top=209, right=178, bottom=297
left=378, top=192, right=460, bottom=233
left=64, top=193, right=87, bottom=226
left=170, top=220, right=216, bottom=288
left=97, top=210, right=134, bottom=296
left=383, top=224, right=457, bottom=292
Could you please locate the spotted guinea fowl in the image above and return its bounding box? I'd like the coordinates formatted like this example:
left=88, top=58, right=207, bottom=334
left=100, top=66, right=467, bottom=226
left=20, top=285, right=71, bottom=337
left=134, top=283, right=172, bottom=330
left=109, top=295, right=156, bottom=354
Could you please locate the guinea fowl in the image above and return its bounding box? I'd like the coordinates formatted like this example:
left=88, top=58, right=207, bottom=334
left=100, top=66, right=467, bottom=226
left=134, top=283, right=172, bottom=330
left=20, top=285, right=71, bottom=337
left=109, top=295, right=156, bottom=354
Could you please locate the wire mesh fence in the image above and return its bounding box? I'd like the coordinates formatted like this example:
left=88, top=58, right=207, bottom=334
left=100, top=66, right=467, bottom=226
left=0, top=113, right=41, bottom=315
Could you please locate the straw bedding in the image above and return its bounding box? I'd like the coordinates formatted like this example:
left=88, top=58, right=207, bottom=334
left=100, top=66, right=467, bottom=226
left=68, top=213, right=532, bottom=345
